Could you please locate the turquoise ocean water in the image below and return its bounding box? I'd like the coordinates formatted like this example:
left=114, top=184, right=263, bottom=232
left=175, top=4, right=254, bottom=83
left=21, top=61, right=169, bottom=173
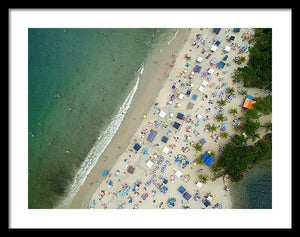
left=28, top=28, right=178, bottom=208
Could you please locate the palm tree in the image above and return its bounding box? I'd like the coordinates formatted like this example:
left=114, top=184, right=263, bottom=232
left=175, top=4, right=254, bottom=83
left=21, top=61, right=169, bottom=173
left=195, top=156, right=205, bottom=166
left=210, top=151, right=216, bottom=158
left=240, top=90, right=248, bottom=96
left=207, top=123, right=217, bottom=133
left=236, top=56, right=246, bottom=65
left=198, top=174, right=208, bottom=184
left=221, top=131, right=229, bottom=139
left=226, top=87, right=235, bottom=95
left=216, top=114, right=225, bottom=122
left=218, top=99, right=227, bottom=108
left=193, top=143, right=203, bottom=153
left=229, top=108, right=238, bottom=116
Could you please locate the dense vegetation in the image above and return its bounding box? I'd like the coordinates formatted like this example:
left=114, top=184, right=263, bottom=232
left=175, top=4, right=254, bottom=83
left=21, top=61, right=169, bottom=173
left=213, top=133, right=271, bottom=182
left=235, top=28, right=272, bottom=90
left=211, top=94, right=272, bottom=182
left=253, top=94, right=272, bottom=115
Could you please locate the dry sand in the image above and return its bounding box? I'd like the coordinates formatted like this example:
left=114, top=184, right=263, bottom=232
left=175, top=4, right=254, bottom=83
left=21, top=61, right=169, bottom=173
left=71, top=28, right=272, bottom=210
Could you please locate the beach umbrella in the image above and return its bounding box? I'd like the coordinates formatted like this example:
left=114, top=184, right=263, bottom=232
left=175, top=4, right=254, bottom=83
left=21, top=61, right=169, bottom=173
left=204, top=46, right=208, bottom=51
left=181, top=83, right=185, bottom=87
left=143, top=115, right=147, bottom=119
left=103, top=171, right=108, bottom=176
left=172, top=85, right=176, bottom=89
left=177, top=103, right=181, bottom=107
left=224, top=123, right=228, bottom=127
left=108, top=181, right=113, bottom=186
left=90, top=203, right=95, bottom=208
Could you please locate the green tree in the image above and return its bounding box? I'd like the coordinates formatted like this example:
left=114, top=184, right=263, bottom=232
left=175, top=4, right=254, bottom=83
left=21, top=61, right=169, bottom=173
left=253, top=95, right=272, bottom=115
left=243, top=108, right=261, bottom=120
left=236, top=118, right=260, bottom=139
left=215, top=133, right=272, bottom=183
left=221, top=131, right=229, bottom=139
left=198, top=174, right=208, bottom=184
left=218, top=99, right=227, bottom=108
left=226, top=87, right=235, bottom=95
left=231, top=134, right=247, bottom=146
left=195, top=156, right=205, bottom=166
left=207, top=123, right=217, bottom=133
left=210, top=151, right=216, bottom=158
left=193, top=143, right=203, bottom=153
left=216, top=114, right=225, bottom=122
left=229, top=108, right=238, bottom=116
left=235, top=28, right=272, bottom=90
left=240, top=90, right=248, bottom=96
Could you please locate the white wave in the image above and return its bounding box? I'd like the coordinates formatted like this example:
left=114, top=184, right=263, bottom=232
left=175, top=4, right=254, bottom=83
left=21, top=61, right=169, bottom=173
left=167, top=30, right=179, bottom=45
left=55, top=65, right=143, bottom=208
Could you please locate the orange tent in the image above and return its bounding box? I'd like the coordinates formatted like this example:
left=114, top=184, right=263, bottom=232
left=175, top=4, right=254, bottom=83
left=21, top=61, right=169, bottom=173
left=243, top=98, right=256, bottom=109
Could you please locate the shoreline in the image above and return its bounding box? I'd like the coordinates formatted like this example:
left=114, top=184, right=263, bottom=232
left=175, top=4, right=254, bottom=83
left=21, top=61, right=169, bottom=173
left=68, top=28, right=190, bottom=209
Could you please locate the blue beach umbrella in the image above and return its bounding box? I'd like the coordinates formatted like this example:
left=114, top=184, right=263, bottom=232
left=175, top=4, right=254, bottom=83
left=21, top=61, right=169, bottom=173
left=103, top=171, right=108, bottom=176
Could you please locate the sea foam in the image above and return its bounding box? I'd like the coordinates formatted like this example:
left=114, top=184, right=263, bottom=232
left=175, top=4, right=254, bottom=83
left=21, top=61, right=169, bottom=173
left=56, top=65, right=143, bottom=208
left=167, top=30, right=179, bottom=45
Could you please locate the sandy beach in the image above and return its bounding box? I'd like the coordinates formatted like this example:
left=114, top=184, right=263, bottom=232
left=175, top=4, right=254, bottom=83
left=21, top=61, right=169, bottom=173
left=70, top=28, right=271, bottom=209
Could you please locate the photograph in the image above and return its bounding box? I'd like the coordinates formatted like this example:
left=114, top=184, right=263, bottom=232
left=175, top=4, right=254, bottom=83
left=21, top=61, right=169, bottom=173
left=28, top=27, right=272, bottom=210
